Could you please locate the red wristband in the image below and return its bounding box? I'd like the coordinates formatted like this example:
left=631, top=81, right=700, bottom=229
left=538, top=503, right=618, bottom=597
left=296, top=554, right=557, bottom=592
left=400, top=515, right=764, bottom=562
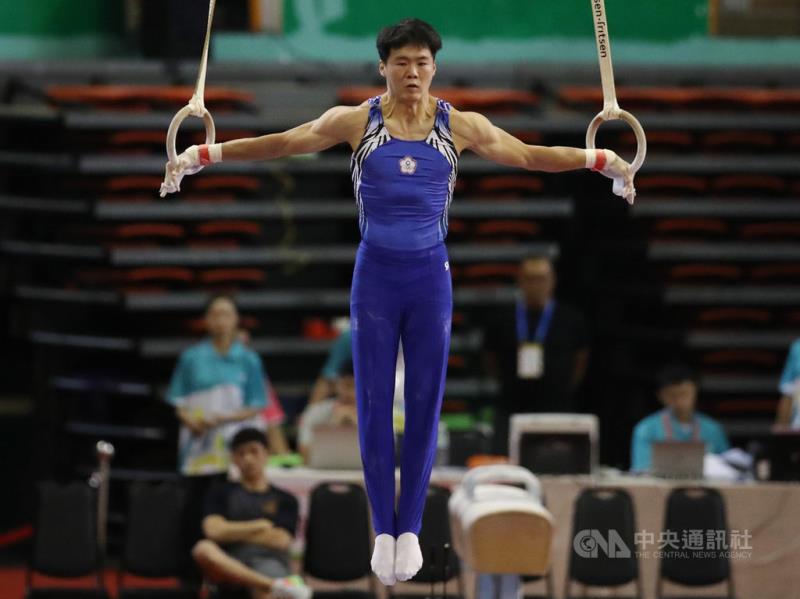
left=592, top=149, right=607, bottom=172
left=198, top=144, right=212, bottom=166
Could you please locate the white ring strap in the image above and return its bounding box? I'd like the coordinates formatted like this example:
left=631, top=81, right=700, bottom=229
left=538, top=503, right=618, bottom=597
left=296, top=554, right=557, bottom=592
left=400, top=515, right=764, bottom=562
left=164, top=0, right=217, bottom=166
left=585, top=0, right=647, bottom=174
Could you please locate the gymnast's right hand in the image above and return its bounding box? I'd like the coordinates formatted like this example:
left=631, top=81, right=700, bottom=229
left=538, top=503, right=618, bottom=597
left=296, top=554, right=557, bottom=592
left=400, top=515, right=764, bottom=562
left=159, top=145, right=204, bottom=197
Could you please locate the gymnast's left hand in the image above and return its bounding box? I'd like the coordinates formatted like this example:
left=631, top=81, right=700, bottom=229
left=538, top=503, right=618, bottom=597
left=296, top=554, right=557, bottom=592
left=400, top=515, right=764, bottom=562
left=159, top=145, right=204, bottom=197
left=596, top=149, right=636, bottom=205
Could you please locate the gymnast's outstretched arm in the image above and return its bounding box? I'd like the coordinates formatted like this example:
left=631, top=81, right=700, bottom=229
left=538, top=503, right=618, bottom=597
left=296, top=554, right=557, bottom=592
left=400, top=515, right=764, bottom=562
left=220, top=104, right=368, bottom=160
left=160, top=104, right=367, bottom=195
left=450, top=109, right=635, bottom=203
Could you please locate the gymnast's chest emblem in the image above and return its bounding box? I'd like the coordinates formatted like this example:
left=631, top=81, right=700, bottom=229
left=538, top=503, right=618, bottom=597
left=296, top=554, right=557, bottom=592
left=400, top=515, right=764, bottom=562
left=399, top=156, right=417, bottom=175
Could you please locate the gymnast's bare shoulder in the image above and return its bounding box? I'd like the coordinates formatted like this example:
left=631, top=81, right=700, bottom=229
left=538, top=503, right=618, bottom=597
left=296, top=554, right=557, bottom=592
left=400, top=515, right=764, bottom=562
left=448, top=108, right=496, bottom=156
left=310, top=103, right=371, bottom=151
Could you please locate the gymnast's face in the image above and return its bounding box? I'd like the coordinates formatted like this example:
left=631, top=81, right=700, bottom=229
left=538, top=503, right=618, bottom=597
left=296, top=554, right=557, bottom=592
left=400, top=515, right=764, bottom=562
left=379, top=45, right=437, bottom=100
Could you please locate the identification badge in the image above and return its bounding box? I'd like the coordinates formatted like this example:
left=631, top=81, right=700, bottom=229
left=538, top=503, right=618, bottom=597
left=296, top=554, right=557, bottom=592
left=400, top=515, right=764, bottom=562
left=517, top=343, right=544, bottom=379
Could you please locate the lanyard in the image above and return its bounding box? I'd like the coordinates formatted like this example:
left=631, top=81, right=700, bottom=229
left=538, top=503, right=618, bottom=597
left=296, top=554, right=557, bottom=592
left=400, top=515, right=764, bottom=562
left=661, top=409, right=700, bottom=441
left=515, top=298, right=555, bottom=344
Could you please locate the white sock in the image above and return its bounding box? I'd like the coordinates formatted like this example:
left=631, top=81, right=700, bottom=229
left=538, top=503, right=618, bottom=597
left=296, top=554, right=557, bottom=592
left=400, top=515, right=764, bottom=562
left=371, top=533, right=397, bottom=586
left=394, top=532, right=423, bottom=582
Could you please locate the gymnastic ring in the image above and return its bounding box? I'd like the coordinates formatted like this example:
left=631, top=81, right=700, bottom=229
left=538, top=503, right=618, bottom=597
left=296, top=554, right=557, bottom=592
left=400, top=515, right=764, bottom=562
left=585, top=108, right=647, bottom=174
left=462, top=465, right=542, bottom=502
left=165, top=103, right=216, bottom=165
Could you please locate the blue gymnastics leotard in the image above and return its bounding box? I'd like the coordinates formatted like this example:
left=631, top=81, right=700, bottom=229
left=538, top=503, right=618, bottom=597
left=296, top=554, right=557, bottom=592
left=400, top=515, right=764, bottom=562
left=349, top=95, right=457, bottom=536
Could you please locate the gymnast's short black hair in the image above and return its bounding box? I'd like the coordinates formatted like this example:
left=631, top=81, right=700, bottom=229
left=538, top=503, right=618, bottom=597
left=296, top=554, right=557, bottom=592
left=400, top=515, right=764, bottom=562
left=230, top=427, right=268, bottom=451
left=376, top=18, right=442, bottom=62
left=655, top=362, right=696, bottom=391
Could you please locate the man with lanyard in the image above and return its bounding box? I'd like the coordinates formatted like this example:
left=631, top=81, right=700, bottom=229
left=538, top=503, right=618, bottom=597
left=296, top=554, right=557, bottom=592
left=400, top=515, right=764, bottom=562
left=482, top=255, right=590, bottom=454
left=630, top=363, right=729, bottom=472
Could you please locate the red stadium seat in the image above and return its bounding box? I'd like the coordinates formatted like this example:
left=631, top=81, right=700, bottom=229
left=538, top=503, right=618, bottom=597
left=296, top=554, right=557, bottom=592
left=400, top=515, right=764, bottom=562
left=713, top=174, right=787, bottom=195
left=47, top=85, right=254, bottom=111
left=192, top=176, right=262, bottom=194
left=635, top=175, right=709, bottom=195
left=699, top=349, right=779, bottom=368
left=750, top=263, right=800, bottom=281
left=714, top=399, right=777, bottom=415
left=447, top=355, right=466, bottom=368
left=739, top=222, right=800, bottom=239
left=696, top=308, right=772, bottom=326
left=456, top=263, right=519, bottom=287
left=652, top=218, right=729, bottom=238
left=109, top=131, right=168, bottom=147
left=474, top=175, right=544, bottom=196
left=114, top=223, right=186, bottom=241
left=195, top=220, right=263, bottom=238
left=558, top=86, right=800, bottom=112
left=667, top=264, right=744, bottom=282
left=127, top=267, right=194, bottom=284
left=702, top=131, right=778, bottom=151
left=105, top=176, right=165, bottom=193
left=198, top=268, right=266, bottom=286
left=620, top=130, right=693, bottom=151
left=446, top=219, right=468, bottom=234
left=473, top=219, right=541, bottom=240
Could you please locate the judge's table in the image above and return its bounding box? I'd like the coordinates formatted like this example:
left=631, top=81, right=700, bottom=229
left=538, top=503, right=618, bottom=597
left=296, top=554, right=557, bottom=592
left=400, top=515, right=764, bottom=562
left=266, top=466, right=800, bottom=599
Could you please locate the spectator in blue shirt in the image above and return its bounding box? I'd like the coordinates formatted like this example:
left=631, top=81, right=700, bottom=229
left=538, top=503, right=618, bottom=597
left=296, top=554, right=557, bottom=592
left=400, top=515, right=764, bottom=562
left=167, top=293, right=268, bottom=475
left=776, top=339, right=800, bottom=428
left=306, top=328, right=352, bottom=406
left=630, top=363, right=729, bottom=472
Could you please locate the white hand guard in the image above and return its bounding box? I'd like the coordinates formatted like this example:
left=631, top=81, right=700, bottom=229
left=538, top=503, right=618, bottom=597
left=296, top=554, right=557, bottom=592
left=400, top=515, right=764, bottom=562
left=586, top=149, right=636, bottom=205
left=159, top=145, right=203, bottom=198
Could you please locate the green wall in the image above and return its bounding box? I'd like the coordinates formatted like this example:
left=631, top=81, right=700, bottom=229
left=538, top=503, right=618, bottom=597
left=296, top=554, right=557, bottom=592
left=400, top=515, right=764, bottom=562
left=283, top=0, right=708, bottom=42
left=0, top=0, right=124, bottom=36
left=1, top=0, right=798, bottom=65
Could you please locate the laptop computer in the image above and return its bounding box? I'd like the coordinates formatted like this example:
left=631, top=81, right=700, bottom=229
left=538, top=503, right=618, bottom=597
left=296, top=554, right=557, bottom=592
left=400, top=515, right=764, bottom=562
left=307, top=425, right=363, bottom=470
left=651, top=441, right=705, bottom=479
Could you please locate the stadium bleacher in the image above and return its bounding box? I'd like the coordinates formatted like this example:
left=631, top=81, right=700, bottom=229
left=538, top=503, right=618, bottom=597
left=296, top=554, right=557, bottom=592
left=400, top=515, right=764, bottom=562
left=2, top=58, right=800, bottom=552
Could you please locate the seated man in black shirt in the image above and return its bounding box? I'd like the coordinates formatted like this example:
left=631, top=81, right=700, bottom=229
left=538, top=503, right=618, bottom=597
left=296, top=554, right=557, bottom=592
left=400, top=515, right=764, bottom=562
left=192, top=427, right=311, bottom=599
left=482, top=255, right=590, bottom=454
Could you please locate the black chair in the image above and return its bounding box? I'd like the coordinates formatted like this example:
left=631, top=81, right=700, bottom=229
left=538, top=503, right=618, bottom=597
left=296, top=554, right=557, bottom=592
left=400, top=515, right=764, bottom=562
left=303, top=482, right=376, bottom=598
left=118, top=482, right=197, bottom=599
left=448, top=430, right=491, bottom=467
left=390, top=485, right=462, bottom=598
left=26, top=481, right=109, bottom=599
left=658, top=487, right=735, bottom=599
left=565, top=488, right=642, bottom=599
